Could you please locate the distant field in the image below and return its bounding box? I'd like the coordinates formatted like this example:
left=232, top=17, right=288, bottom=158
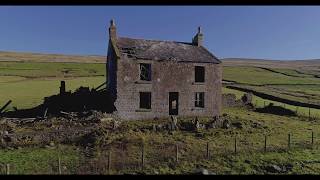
left=0, top=51, right=106, bottom=63
left=0, top=61, right=105, bottom=78
left=0, top=76, right=105, bottom=109
left=222, top=87, right=320, bottom=118
left=222, top=58, right=320, bottom=107
left=0, top=61, right=106, bottom=110
left=223, top=66, right=320, bottom=85
left=1, top=51, right=320, bottom=113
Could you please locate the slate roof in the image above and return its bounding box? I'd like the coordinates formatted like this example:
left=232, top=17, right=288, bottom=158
left=115, top=37, right=221, bottom=64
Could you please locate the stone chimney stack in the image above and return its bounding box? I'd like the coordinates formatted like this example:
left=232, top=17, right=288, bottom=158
left=192, top=26, right=203, bottom=47
left=109, top=19, right=117, bottom=39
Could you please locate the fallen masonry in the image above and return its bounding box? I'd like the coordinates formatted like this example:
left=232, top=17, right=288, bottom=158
left=0, top=110, right=120, bottom=149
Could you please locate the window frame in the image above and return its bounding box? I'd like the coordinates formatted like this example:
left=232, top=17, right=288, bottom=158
left=195, top=66, right=205, bottom=83
left=139, top=92, right=152, bottom=109
left=195, top=92, right=205, bottom=108
left=139, top=63, right=152, bottom=81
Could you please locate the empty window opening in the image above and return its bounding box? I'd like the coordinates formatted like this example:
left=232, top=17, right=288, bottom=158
left=195, top=92, right=205, bottom=108
left=140, top=92, right=151, bottom=109
left=140, top=63, right=151, bottom=81
left=195, top=66, right=205, bottom=82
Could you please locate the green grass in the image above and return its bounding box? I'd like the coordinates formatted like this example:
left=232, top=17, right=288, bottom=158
left=223, top=65, right=320, bottom=108
left=223, top=66, right=320, bottom=85
left=1, top=106, right=320, bottom=174
left=0, top=76, right=106, bottom=110
left=0, top=145, right=80, bottom=174
left=270, top=68, right=315, bottom=78
left=0, top=62, right=105, bottom=78
left=233, top=85, right=320, bottom=106
left=0, top=76, right=26, bottom=83
left=222, top=87, right=320, bottom=118
left=0, top=61, right=106, bottom=110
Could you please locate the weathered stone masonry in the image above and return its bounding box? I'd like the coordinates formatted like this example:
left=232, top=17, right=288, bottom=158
left=107, top=20, right=222, bottom=120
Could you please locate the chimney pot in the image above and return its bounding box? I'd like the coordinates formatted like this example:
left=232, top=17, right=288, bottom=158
left=109, top=19, right=117, bottom=39
left=192, top=26, right=203, bottom=47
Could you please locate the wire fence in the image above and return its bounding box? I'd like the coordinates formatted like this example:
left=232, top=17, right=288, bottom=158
left=0, top=130, right=319, bottom=175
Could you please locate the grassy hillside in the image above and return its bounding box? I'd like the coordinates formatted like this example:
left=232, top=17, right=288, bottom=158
left=0, top=62, right=105, bottom=78
left=0, top=51, right=105, bottom=63
left=0, top=61, right=106, bottom=110
left=1, top=53, right=320, bottom=111
left=222, top=58, right=320, bottom=107
left=1, top=52, right=320, bottom=174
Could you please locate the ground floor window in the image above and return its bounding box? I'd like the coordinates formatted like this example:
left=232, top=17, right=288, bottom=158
left=195, top=92, right=205, bottom=108
left=139, top=92, right=151, bottom=109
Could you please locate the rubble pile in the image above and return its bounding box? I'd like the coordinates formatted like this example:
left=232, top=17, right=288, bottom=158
left=0, top=110, right=121, bottom=149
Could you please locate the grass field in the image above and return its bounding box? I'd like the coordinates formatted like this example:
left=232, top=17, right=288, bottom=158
left=223, top=66, right=320, bottom=85
left=222, top=87, right=320, bottom=118
left=0, top=61, right=106, bottom=110
left=1, top=59, right=320, bottom=112
left=2, top=107, right=320, bottom=174
left=1, top=53, right=320, bottom=174
left=223, top=65, right=320, bottom=106
left=0, top=61, right=105, bottom=78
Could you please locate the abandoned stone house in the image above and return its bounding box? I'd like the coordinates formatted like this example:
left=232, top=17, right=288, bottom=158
left=106, top=20, right=222, bottom=120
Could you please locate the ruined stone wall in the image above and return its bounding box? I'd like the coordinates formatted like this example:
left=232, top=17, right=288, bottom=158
left=106, top=41, right=118, bottom=99
left=114, top=55, right=222, bottom=120
left=222, top=93, right=242, bottom=107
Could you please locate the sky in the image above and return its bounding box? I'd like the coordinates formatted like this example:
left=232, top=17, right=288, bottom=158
left=1, top=6, right=320, bottom=60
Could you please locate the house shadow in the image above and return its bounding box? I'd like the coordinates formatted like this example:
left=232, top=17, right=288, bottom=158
left=255, top=103, right=297, bottom=116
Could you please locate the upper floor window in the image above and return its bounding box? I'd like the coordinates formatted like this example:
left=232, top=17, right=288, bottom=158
left=140, top=63, right=151, bottom=81
left=195, top=66, right=205, bottom=82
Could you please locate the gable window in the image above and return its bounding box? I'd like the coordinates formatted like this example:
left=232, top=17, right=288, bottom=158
left=140, top=63, right=151, bottom=81
left=195, top=92, right=205, bottom=108
left=195, top=66, right=205, bottom=83
left=140, top=92, right=151, bottom=109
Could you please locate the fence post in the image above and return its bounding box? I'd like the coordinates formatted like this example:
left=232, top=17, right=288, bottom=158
left=175, top=144, right=179, bottom=163
left=234, top=136, right=237, bottom=155
left=264, top=135, right=267, bottom=153
left=309, top=107, right=311, bottom=120
left=206, top=142, right=210, bottom=159
left=312, top=131, right=314, bottom=148
left=141, top=143, right=145, bottom=171
left=108, top=151, right=111, bottom=174
left=58, top=157, right=62, bottom=175
left=6, top=164, right=10, bottom=175
left=288, top=133, right=291, bottom=150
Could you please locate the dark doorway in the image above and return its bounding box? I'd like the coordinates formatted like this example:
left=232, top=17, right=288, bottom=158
left=169, top=92, right=179, bottom=115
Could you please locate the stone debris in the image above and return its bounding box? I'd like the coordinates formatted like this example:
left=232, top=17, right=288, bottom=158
left=0, top=110, right=119, bottom=149
left=222, top=92, right=253, bottom=108
left=232, top=122, right=243, bottom=129
left=193, top=168, right=216, bottom=175
left=222, top=119, right=231, bottom=129
left=167, top=116, right=179, bottom=131
left=193, top=117, right=205, bottom=131
left=263, top=164, right=293, bottom=174
left=241, top=93, right=253, bottom=105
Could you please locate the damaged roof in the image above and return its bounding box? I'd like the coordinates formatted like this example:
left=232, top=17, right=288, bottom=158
left=115, top=37, right=221, bottom=64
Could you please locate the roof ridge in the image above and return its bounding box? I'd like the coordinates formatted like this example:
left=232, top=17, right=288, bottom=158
left=118, top=36, right=192, bottom=45
left=115, top=36, right=221, bottom=64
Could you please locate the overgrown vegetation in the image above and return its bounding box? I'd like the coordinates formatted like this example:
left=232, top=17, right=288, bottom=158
left=1, top=106, right=320, bottom=174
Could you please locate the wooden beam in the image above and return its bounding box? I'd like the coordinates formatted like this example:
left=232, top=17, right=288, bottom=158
left=0, top=100, right=12, bottom=114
